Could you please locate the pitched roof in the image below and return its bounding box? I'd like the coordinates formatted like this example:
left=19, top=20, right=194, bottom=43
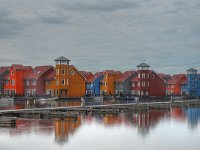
left=167, top=74, right=186, bottom=85
left=0, top=66, right=10, bottom=75
left=179, top=77, right=187, bottom=85
left=80, top=71, right=94, bottom=83
left=103, top=70, right=122, bottom=75
left=116, top=71, right=136, bottom=82
left=93, top=72, right=103, bottom=81
left=12, top=64, right=32, bottom=70
left=158, top=74, right=171, bottom=82
left=45, top=69, right=55, bottom=80
left=54, top=56, right=71, bottom=62
left=137, top=63, right=150, bottom=68
left=25, top=66, right=54, bottom=79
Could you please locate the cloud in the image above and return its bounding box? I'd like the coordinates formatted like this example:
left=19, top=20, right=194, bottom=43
left=0, top=8, right=29, bottom=38
left=57, top=0, right=140, bottom=12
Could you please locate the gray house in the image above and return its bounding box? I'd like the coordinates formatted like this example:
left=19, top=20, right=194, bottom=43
left=0, top=67, right=10, bottom=96
left=115, top=71, right=137, bottom=96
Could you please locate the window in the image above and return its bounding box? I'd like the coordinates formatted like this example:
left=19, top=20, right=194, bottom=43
left=62, top=79, right=65, bottom=85
left=105, top=75, right=108, bottom=79
left=11, top=80, right=15, bottom=86
left=11, top=70, right=14, bottom=75
left=131, top=90, right=135, bottom=95
left=61, top=69, right=65, bottom=75
left=147, top=82, right=149, bottom=87
left=32, top=79, right=36, bottom=85
left=5, top=80, right=9, bottom=85
left=151, top=74, right=154, bottom=79
left=138, top=73, right=140, bottom=78
left=138, top=82, right=140, bottom=87
left=147, top=74, right=149, bottom=78
left=32, top=89, right=36, bottom=96
left=46, top=80, right=51, bottom=85
left=56, top=69, right=59, bottom=75
left=142, top=81, right=145, bottom=87
left=26, top=80, right=29, bottom=85
left=104, top=82, right=107, bottom=86
left=142, top=73, right=145, bottom=78
left=56, top=79, right=59, bottom=85
left=132, top=82, right=135, bottom=87
left=70, top=70, right=75, bottom=75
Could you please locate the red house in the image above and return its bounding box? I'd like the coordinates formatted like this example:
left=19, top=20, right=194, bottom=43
left=3, top=64, right=33, bottom=97
left=24, top=66, right=54, bottom=97
left=131, top=63, right=166, bottom=97
left=166, top=74, right=187, bottom=96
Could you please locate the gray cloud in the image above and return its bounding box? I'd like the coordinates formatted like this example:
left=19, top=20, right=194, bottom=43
left=0, top=8, right=29, bottom=38
left=57, top=0, right=140, bottom=12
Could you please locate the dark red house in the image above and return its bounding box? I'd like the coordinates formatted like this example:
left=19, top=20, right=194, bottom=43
left=24, top=66, right=54, bottom=97
left=131, top=63, right=166, bottom=97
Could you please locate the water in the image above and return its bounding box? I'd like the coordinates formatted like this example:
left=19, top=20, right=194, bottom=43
left=0, top=101, right=200, bottom=150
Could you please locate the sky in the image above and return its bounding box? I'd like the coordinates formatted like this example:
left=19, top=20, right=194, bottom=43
left=0, top=0, right=200, bottom=74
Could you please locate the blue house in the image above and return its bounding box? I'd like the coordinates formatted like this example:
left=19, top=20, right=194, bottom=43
left=91, top=72, right=104, bottom=96
left=186, top=68, right=200, bottom=98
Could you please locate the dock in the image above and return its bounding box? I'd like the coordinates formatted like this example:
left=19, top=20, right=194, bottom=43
left=0, top=100, right=200, bottom=119
left=0, top=117, right=17, bottom=127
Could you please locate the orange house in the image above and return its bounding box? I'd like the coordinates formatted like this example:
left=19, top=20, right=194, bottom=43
left=100, top=70, right=123, bottom=96
left=45, top=56, right=85, bottom=98
left=3, top=64, right=33, bottom=97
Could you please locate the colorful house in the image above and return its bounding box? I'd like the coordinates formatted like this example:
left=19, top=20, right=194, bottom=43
left=24, top=66, right=54, bottom=97
left=100, top=70, right=123, bottom=96
left=166, top=74, right=187, bottom=96
left=131, top=63, right=166, bottom=97
left=186, top=68, right=200, bottom=98
left=45, top=56, right=86, bottom=98
left=0, top=67, right=10, bottom=95
left=3, top=64, right=33, bottom=97
left=91, top=72, right=104, bottom=96
left=45, top=69, right=56, bottom=96
left=80, top=71, right=94, bottom=96
left=115, top=71, right=137, bottom=96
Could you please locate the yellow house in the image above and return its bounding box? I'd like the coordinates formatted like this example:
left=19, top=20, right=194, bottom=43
left=45, top=56, right=85, bottom=98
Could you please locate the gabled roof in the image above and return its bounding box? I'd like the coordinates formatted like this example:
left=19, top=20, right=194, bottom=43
left=179, top=77, right=187, bottom=85
left=158, top=74, right=171, bottom=82
left=137, top=63, right=150, bottom=68
left=80, top=71, right=94, bottom=83
left=93, top=72, right=103, bottom=81
left=25, top=66, right=54, bottom=79
left=69, top=65, right=86, bottom=80
left=12, top=64, right=32, bottom=70
left=54, top=56, right=71, bottom=62
left=116, top=71, right=136, bottom=82
left=103, top=70, right=122, bottom=75
left=45, top=70, right=55, bottom=80
left=167, top=74, right=186, bottom=85
left=0, top=66, right=10, bottom=75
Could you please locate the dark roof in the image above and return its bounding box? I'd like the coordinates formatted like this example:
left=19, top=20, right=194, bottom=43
left=187, top=68, right=197, bottom=72
left=158, top=74, right=171, bottom=82
left=137, top=63, right=150, bottom=68
left=117, top=71, right=136, bottom=82
left=54, top=56, right=71, bottom=62
left=0, top=66, right=10, bottom=75
left=25, top=66, right=54, bottom=79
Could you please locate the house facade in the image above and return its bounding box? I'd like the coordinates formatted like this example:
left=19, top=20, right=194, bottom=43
left=80, top=71, right=94, bottom=96
left=131, top=63, right=166, bottom=97
left=3, top=64, right=33, bottom=97
left=91, top=72, right=104, bottom=96
left=24, top=66, right=54, bottom=97
left=45, top=56, right=86, bottom=98
left=0, top=67, right=10, bottom=95
left=100, top=70, right=123, bottom=96
left=115, top=71, right=137, bottom=96
left=186, top=68, right=200, bottom=97
left=166, top=74, right=187, bottom=96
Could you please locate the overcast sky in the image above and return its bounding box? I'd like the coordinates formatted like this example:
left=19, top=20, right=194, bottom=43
left=0, top=0, right=200, bottom=74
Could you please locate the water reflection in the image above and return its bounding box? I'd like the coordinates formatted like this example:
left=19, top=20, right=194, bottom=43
left=1, top=107, right=200, bottom=150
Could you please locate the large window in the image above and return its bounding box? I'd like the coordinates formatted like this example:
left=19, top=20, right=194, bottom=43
left=62, top=79, right=65, bottom=85
left=142, top=73, right=145, bottom=78
left=11, top=70, right=14, bottom=75
left=11, top=80, right=15, bottom=86
left=61, top=69, right=65, bottom=75
left=32, top=79, right=36, bottom=85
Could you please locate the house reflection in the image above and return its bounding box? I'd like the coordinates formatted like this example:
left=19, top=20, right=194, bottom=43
left=54, top=116, right=81, bottom=144
left=186, top=108, right=200, bottom=129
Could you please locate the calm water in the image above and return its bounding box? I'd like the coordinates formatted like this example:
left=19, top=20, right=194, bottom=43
left=0, top=101, right=200, bottom=150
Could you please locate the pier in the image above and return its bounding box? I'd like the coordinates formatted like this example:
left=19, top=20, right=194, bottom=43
left=0, top=100, right=200, bottom=119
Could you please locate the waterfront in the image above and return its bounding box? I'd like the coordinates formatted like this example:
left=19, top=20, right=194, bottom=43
left=0, top=101, right=200, bottom=150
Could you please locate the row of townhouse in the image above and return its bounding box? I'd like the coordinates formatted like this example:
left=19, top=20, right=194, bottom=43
left=0, top=56, right=197, bottom=98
